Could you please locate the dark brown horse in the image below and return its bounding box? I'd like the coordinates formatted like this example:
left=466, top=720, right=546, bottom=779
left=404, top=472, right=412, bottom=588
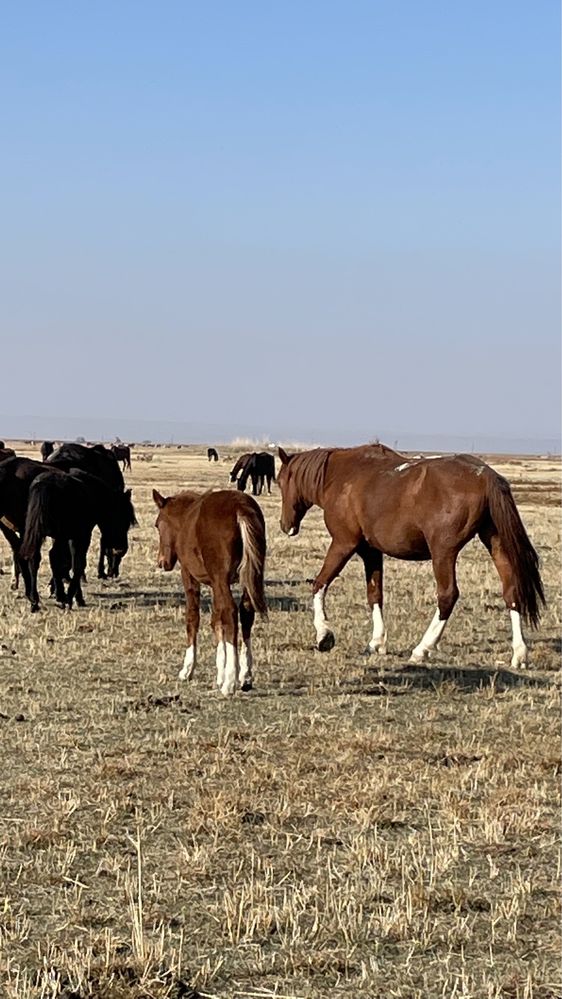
left=153, top=488, right=267, bottom=695
left=277, top=444, right=544, bottom=668
left=207, top=447, right=219, bottom=462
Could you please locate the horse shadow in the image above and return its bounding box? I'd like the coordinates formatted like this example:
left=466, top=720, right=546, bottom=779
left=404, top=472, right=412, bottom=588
left=344, top=660, right=551, bottom=696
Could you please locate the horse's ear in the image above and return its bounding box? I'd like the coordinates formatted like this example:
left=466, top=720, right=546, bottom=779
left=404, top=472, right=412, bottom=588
left=278, top=447, right=290, bottom=465
left=152, top=489, right=167, bottom=508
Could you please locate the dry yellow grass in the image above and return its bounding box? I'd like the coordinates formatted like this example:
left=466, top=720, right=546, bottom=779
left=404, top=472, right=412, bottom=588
left=0, top=444, right=560, bottom=999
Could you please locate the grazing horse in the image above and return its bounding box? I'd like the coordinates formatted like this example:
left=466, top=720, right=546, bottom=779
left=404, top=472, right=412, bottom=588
left=237, top=452, right=275, bottom=495
left=20, top=469, right=136, bottom=611
left=111, top=444, right=132, bottom=471
left=230, top=452, right=275, bottom=495
left=153, top=488, right=267, bottom=695
left=41, top=441, right=55, bottom=461
left=277, top=444, right=544, bottom=669
left=207, top=447, right=219, bottom=462
left=47, top=443, right=128, bottom=577
left=230, top=453, right=252, bottom=486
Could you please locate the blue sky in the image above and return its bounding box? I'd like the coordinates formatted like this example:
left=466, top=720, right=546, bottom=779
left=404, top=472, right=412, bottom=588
left=1, top=1, right=559, bottom=447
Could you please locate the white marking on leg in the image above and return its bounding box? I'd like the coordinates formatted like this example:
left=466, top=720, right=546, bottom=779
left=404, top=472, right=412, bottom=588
left=368, top=603, right=387, bottom=654
left=178, top=644, right=196, bottom=681
left=410, top=610, right=447, bottom=663
left=221, top=642, right=238, bottom=697
left=510, top=610, right=528, bottom=669
left=216, top=640, right=226, bottom=688
left=313, top=586, right=330, bottom=644
left=239, top=637, right=253, bottom=689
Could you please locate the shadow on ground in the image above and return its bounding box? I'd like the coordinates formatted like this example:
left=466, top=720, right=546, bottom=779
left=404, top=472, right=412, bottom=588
left=343, top=661, right=552, bottom=695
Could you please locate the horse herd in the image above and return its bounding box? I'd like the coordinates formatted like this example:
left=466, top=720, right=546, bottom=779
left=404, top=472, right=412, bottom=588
left=0, top=440, right=545, bottom=697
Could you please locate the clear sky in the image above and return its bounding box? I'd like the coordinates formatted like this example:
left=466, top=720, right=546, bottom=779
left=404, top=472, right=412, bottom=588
left=1, top=1, right=560, bottom=448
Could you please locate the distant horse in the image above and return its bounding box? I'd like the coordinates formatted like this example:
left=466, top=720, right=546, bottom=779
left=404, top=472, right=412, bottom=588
left=41, top=441, right=55, bottom=461
left=277, top=444, right=544, bottom=669
left=207, top=447, right=219, bottom=462
left=47, top=443, right=128, bottom=577
left=153, top=488, right=267, bottom=695
left=238, top=452, right=275, bottom=495
left=230, top=452, right=275, bottom=495
left=111, top=444, right=132, bottom=471
left=20, top=469, right=136, bottom=611
left=229, top=453, right=252, bottom=486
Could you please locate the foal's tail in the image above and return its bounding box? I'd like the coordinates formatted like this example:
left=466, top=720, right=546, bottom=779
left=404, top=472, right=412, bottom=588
left=20, top=485, right=47, bottom=560
left=238, top=508, right=268, bottom=616
left=487, top=471, right=545, bottom=628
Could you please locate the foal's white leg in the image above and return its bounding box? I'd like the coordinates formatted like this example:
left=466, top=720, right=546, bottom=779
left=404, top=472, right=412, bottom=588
left=510, top=610, right=528, bottom=669
left=239, top=637, right=253, bottom=691
left=179, top=644, right=196, bottom=681
left=313, top=586, right=334, bottom=649
left=368, top=604, right=387, bottom=654
left=221, top=642, right=239, bottom=697
left=216, top=639, right=226, bottom=689
left=410, top=610, right=448, bottom=664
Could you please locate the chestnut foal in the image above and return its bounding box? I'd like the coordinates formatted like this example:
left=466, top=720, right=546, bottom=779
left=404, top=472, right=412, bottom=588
left=153, top=488, right=267, bottom=695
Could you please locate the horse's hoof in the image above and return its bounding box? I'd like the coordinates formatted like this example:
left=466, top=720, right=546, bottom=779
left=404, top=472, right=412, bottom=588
left=318, top=631, right=335, bottom=653
left=240, top=680, right=253, bottom=692
left=30, top=604, right=40, bottom=613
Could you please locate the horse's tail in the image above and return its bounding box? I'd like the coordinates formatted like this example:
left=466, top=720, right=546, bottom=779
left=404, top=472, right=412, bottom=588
left=237, top=506, right=267, bottom=617
left=20, top=482, right=48, bottom=560
left=486, top=471, right=545, bottom=628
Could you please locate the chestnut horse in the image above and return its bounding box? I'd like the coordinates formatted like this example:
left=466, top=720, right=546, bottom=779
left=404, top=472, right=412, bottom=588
left=153, top=488, right=267, bottom=695
left=277, top=444, right=544, bottom=668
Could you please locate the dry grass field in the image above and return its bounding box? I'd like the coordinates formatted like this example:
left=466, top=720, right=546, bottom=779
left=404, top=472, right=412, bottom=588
left=0, top=444, right=560, bottom=999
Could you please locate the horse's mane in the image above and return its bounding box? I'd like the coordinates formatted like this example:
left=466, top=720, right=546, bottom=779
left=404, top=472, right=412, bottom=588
left=288, top=449, right=332, bottom=504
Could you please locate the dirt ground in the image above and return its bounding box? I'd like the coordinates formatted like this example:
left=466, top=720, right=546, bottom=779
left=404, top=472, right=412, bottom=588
left=0, top=443, right=560, bottom=999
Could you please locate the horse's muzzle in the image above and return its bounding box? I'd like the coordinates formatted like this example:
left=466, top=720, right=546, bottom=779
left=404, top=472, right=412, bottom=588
left=280, top=522, right=299, bottom=537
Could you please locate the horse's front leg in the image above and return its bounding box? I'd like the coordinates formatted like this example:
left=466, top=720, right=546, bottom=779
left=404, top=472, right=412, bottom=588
left=0, top=522, right=21, bottom=590
left=312, top=538, right=357, bottom=651
left=357, top=542, right=387, bottom=654
left=178, top=568, right=200, bottom=681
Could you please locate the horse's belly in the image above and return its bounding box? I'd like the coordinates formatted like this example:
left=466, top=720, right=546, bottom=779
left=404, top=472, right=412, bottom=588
left=368, top=528, right=430, bottom=561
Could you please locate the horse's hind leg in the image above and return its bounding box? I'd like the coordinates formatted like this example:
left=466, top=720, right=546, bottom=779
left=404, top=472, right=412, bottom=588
left=479, top=526, right=528, bottom=668
left=49, top=542, right=68, bottom=607
left=178, top=569, right=200, bottom=681
left=238, top=590, right=255, bottom=692
left=410, top=549, right=459, bottom=663
left=358, top=542, right=387, bottom=654
left=212, top=582, right=239, bottom=696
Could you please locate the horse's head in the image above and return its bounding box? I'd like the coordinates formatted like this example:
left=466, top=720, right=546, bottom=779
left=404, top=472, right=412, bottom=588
left=277, top=448, right=310, bottom=537
left=153, top=489, right=178, bottom=571
left=104, top=488, right=136, bottom=575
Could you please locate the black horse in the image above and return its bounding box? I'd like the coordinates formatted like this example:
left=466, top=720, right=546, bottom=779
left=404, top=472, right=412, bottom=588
left=46, top=443, right=128, bottom=577
left=0, top=456, right=52, bottom=592
left=20, top=469, right=136, bottom=611
left=233, top=452, right=276, bottom=495
left=207, top=447, right=219, bottom=462
left=110, top=444, right=132, bottom=471
left=41, top=441, right=55, bottom=461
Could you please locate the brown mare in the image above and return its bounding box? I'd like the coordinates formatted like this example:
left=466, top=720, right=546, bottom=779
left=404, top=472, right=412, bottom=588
left=153, top=488, right=267, bottom=695
left=277, top=444, right=544, bottom=668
